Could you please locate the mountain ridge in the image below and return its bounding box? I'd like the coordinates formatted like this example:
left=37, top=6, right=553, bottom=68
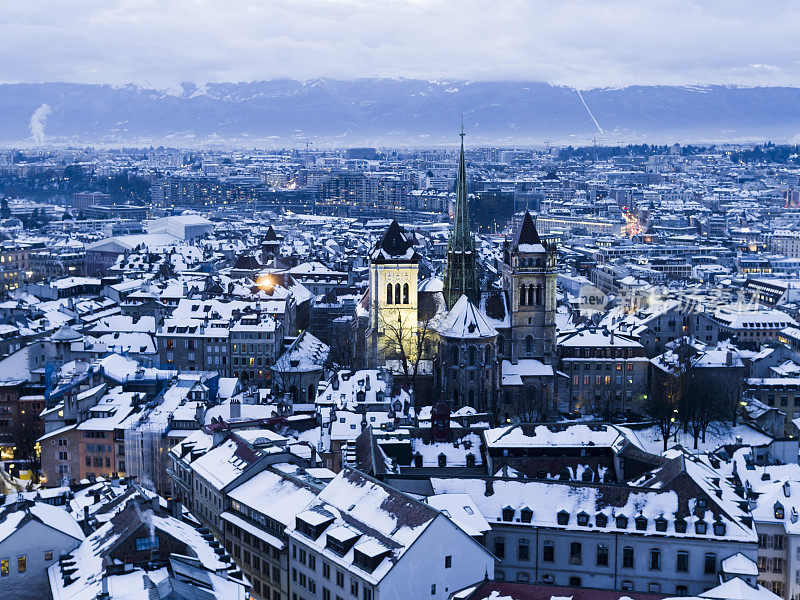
left=2, top=79, right=800, bottom=146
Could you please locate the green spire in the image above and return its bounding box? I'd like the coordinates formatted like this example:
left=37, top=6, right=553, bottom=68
left=453, top=119, right=471, bottom=247
left=443, top=123, right=480, bottom=309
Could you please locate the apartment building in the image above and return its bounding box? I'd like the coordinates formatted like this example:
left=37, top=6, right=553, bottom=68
left=286, top=468, right=494, bottom=600
left=431, top=452, right=758, bottom=597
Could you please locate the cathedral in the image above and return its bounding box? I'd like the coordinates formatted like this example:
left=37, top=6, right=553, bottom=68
left=364, top=130, right=559, bottom=422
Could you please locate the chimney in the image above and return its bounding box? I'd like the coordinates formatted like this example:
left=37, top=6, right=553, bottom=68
left=484, top=479, right=494, bottom=496
left=230, top=399, right=241, bottom=420
left=784, top=482, right=791, bottom=498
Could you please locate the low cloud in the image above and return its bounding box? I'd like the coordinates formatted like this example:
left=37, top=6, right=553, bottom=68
left=1, top=1, right=798, bottom=89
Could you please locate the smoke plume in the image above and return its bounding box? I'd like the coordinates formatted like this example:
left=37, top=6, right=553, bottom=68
left=29, top=103, right=52, bottom=144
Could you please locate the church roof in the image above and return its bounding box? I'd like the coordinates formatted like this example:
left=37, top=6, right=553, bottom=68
left=263, top=225, right=282, bottom=242
left=512, top=211, right=543, bottom=250
left=232, top=253, right=262, bottom=270
left=436, top=295, right=497, bottom=339
left=51, top=325, right=83, bottom=342
left=370, top=220, right=419, bottom=263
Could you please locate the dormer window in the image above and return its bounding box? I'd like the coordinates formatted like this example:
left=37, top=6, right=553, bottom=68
left=295, top=511, right=334, bottom=540
left=557, top=510, right=570, bottom=526
left=353, top=547, right=389, bottom=574
left=775, top=502, right=785, bottom=519
left=502, top=507, right=515, bottom=522
left=713, top=521, right=726, bottom=536
left=654, top=517, right=668, bottom=532
left=595, top=513, right=608, bottom=528
left=616, top=516, right=628, bottom=529
left=694, top=520, right=708, bottom=535
left=674, top=518, right=687, bottom=533
left=326, top=527, right=360, bottom=556
left=520, top=508, right=533, bottom=524
left=635, top=516, right=648, bottom=531
left=577, top=512, right=589, bottom=526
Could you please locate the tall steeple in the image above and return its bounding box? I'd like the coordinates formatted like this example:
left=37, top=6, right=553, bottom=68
left=443, top=122, right=480, bottom=309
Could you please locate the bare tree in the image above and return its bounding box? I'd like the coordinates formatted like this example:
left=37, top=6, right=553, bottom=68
left=379, top=309, right=435, bottom=393
left=646, top=371, right=684, bottom=451
left=326, top=329, right=354, bottom=372
left=590, top=390, right=617, bottom=422
left=15, top=407, right=42, bottom=486
left=682, top=369, right=719, bottom=449
left=514, top=386, right=550, bottom=422
left=718, top=368, right=745, bottom=427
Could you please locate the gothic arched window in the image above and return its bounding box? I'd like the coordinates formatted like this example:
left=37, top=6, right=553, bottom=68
left=519, top=285, right=527, bottom=306
left=468, top=346, right=477, bottom=366
left=403, top=283, right=409, bottom=304
left=484, top=344, right=492, bottom=364
left=497, top=335, right=505, bottom=356
left=451, top=346, right=459, bottom=365
left=536, top=285, right=543, bottom=306
left=525, top=335, right=533, bottom=355
left=386, top=283, right=393, bottom=304
left=395, top=283, right=401, bottom=305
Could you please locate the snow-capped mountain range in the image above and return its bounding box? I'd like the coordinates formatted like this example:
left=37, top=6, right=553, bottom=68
left=4, top=79, right=800, bottom=146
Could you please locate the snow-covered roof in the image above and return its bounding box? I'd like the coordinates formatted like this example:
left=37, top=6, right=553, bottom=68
left=418, top=276, right=443, bottom=293
left=713, top=307, right=796, bottom=330
left=426, top=493, right=491, bottom=537
left=698, top=576, right=781, bottom=600
left=317, top=369, right=407, bottom=411
left=273, top=330, right=330, bottom=373
left=227, top=467, right=318, bottom=529
left=432, top=471, right=755, bottom=543
left=500, top=359, right=554, bottom=386
left=287, top=468, right=445, bottom=583
left=721, top=553, right=758, bottom=577
left=436, top=295, right=497, bottom=339
left=485, top=423, right=632, bottom=450
left=0, top=501, right=84, bottom=545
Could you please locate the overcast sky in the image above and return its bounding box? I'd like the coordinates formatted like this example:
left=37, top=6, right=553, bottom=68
left=2, top=0, right=798, bottom=89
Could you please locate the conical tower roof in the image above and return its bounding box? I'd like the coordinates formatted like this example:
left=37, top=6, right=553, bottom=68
left=436, top=295, right=497, bottom=339
left=512, top=210, right=543, bottom=249
left=370, top=220, right=419, bottom=263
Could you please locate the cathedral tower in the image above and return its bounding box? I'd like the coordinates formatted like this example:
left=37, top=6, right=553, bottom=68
left=443, top=127, right=480, bottom=310
left=501, top=211, right=557, bottom=363
left=366, top=220, right=420, bottom=368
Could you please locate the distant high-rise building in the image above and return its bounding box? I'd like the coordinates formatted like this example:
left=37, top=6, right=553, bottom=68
left=72, top=191, right=111, bottom=210
left=345, top=147, right=378, bottom=160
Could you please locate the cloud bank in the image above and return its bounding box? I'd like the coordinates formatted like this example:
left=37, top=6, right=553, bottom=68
left=1, top=1, right=798, bottom=89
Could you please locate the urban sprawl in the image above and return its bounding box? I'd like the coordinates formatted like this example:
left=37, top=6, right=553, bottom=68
left=0, top=140, right=800, bottom=600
